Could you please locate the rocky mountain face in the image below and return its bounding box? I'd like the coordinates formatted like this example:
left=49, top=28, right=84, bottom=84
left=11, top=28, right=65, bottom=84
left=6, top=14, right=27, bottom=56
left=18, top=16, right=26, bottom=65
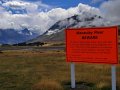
left=28, top=13, right=111, bottom=43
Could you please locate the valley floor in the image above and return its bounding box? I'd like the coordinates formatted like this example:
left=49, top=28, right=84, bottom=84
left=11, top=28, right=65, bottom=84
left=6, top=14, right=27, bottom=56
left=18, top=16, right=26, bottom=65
left=0, top=46, right=120, bottom=90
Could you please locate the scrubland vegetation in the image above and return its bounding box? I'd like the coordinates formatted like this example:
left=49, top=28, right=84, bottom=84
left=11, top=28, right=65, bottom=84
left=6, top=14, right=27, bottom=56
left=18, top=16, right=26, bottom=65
left=0, top=49, right=120, bottom=90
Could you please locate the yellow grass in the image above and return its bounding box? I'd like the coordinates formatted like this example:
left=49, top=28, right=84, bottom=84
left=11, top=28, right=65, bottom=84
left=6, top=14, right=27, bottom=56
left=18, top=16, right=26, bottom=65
left=0, top=49, right=120, bottom=90
left=32, top=80, right=64, bottom=90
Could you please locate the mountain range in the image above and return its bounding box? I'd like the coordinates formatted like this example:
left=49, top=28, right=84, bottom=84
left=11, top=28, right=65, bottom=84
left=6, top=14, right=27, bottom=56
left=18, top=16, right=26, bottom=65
left=0, top=28, right=38, bottom=44
left=0, top=5, right=118, bottom=44
left=0, top=0, right=117, bottom=44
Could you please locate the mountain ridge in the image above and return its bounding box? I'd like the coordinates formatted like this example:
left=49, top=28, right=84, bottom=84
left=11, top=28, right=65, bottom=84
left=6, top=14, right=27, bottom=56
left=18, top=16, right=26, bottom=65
left=27, top=13, right=111, bottom=43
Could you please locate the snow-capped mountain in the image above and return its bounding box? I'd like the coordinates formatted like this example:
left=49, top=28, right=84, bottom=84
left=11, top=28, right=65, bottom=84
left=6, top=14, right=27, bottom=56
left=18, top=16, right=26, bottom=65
left=45, top=13, right=110, bottom=35
left=28, top=13, right=111, bottom=43
left=0, top=28, right=38, bottom=44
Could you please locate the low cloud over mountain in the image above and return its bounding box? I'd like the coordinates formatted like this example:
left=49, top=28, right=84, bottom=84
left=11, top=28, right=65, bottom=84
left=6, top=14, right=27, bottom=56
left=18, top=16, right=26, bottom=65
left=0, top=1, right=101, bottom=35
left=28, top=12, right=110, bottom=43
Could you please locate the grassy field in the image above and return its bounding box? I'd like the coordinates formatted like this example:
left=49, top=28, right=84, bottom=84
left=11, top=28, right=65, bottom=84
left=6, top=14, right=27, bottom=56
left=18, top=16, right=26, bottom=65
left=0, top=49, right=120, bottom=90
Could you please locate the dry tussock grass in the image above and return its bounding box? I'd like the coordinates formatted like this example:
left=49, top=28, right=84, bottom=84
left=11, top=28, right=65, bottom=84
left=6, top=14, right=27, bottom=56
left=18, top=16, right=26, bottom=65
left=32, top=80, right=64, bottom=90
left=0, top=49, right=120, bottom=90
left=96, top=82, right=109, bottom=89
left=1, top=50, right=64, bottom=57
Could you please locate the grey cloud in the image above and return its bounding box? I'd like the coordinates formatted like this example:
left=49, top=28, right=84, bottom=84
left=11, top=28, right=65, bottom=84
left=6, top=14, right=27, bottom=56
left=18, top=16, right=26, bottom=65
left=100, top=0, right=120, bottom=24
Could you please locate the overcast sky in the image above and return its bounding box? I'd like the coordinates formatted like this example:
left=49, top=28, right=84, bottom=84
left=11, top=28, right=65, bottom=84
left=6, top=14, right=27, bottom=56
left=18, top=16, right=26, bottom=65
left=0, top=0, right=120, bottom=34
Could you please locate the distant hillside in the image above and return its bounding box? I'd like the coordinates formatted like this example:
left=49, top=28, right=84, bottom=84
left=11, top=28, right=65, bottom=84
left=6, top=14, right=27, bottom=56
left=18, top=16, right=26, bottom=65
left=0, top=28, right=38, bottom=44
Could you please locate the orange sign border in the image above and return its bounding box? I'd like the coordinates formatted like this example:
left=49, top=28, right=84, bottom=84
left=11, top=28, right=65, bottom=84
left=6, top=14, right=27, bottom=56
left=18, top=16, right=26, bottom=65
left=65, top=26, right=118, bottom=64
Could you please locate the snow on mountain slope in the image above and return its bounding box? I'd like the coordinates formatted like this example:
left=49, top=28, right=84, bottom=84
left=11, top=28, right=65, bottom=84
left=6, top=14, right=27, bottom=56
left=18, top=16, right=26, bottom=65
left=28, top=13, right=111, bottom=43
left=45, top=13, right=110, bottom=36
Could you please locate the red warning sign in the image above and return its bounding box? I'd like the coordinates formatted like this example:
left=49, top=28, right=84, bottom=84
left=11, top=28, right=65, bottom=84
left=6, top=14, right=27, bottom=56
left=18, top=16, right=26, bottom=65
left=65, top=26, right=118, bottom=64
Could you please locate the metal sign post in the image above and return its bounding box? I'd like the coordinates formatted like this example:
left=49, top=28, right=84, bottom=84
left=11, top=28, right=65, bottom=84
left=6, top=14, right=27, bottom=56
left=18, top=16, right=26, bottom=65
left=111, top=65, right=116, bottom=90
left=71, top=63, right=75, bottom=88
